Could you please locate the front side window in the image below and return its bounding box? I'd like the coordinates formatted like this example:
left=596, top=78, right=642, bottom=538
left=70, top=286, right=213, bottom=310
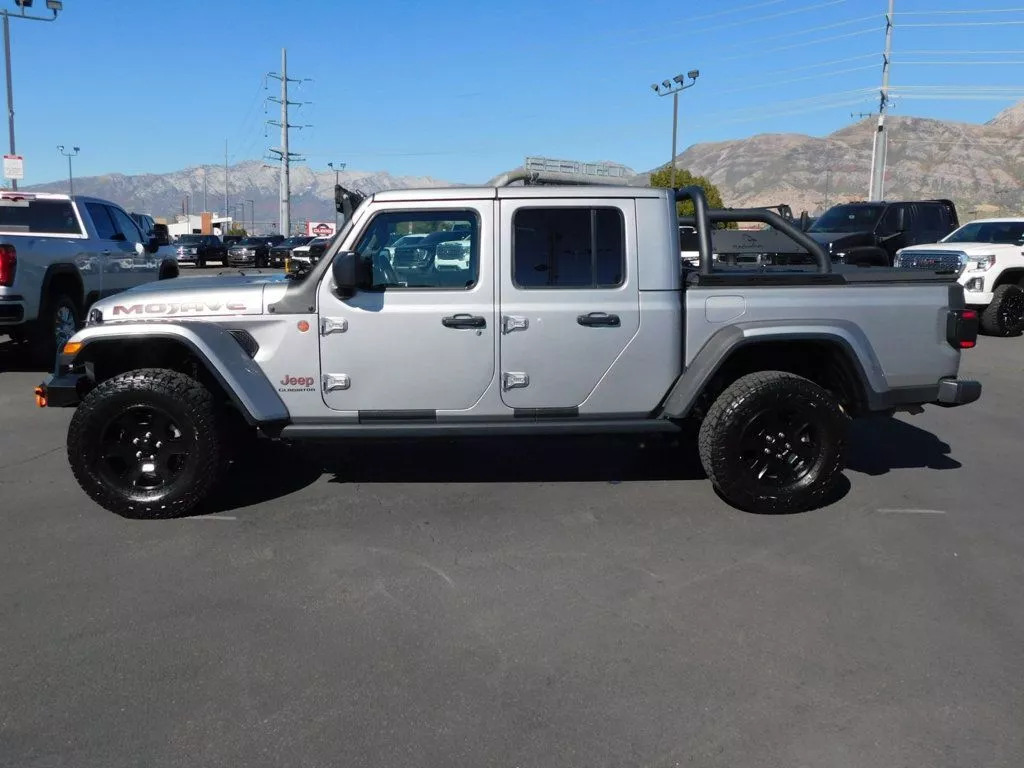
left=108, top=206, right=144, bottom=246
left=85, top=203, right=118, bottom=240
left=354, top=210, right=479, bottom=289
left=513, top=207, right=625, bottom=288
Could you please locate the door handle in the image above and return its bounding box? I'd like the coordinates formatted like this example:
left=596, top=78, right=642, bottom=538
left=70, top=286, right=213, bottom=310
left=101, top=249, right=112, bottom=255
left=442, top=313, right=486, bottom=329
left=577, top=312, right=620, bottom=327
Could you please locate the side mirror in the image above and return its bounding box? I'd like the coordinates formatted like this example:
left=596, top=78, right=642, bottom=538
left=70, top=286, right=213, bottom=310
left=146, top=236, right=160, bottom=254
left=331, top=251, right=371, bottom=298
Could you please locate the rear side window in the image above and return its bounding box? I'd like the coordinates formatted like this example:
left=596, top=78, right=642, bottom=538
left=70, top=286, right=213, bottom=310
left=85, top=202, right=118, bottom=240
left=513, top=207, right=625, bottom=288
left=0, top=199, right=82, bottom=234
left=916, top=204, right=943, bottom=231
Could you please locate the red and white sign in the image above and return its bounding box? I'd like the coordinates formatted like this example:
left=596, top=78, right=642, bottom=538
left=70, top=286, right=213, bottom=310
left=306, top=221, right=336, bottom=237
left=3, top=155, right=24, bottom=180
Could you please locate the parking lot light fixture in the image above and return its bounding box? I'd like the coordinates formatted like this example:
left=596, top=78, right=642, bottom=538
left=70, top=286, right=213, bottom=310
left=650, top=68, right=700, bottom=189
left=3, top=0, right=62, bottom=190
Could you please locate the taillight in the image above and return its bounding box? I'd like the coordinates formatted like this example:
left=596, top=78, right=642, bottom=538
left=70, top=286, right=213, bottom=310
left=947, top=308, right=979, bottom=350
left=0, top=243, right=16, bottom=287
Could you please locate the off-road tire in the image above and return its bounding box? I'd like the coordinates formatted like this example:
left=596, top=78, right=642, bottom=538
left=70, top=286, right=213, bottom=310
left=698, top=371, right=847, bottom=514
left=30, top=292, right=81, bottom=369
left=980, top=284, right=1024, bottom=337
left=67, top=369, right=222, bottom=519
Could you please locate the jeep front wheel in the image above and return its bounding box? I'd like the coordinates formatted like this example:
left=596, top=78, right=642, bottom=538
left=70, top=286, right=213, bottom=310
left=67, top=369, right=222, bottom=518
left=698, top=371, right=847, bottom=514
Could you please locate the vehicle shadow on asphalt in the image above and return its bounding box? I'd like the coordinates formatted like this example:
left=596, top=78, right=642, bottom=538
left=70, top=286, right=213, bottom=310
left=846, top=415, right=961, bottom=475
left=0, top=340, right=47, bottom=374
left=199, top=417, right=960, bottom=516
left=199, top=435, right=710, bottom=514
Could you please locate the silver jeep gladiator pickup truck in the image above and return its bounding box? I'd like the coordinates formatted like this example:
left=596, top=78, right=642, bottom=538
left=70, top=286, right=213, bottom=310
left=1, top=191, right=178, bottom=364
left=36, top=184, right=981, bottom=517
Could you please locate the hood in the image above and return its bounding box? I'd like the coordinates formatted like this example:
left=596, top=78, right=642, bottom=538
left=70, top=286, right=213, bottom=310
left=91, top=274, right=287, bottom=322
left=900, top=241, right=1016, bottom=255
left=806, top=230, right=870, bottom=246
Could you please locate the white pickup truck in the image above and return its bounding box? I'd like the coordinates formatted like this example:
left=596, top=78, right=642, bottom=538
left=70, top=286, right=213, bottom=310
left=895, top=218, right=1024, bottom=336
left=0, top=191, right=178, bottom=364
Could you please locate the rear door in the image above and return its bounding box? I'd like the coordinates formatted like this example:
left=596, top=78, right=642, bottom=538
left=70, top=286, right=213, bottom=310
left=497, top=198, right=640, bottom=410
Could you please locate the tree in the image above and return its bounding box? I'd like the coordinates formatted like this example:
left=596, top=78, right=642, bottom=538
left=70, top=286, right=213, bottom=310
left=648, top=165, right=735, bottom=227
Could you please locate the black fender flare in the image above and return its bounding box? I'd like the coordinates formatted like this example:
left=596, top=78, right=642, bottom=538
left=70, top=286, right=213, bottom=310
left=40, top=263, right=85, bottom=308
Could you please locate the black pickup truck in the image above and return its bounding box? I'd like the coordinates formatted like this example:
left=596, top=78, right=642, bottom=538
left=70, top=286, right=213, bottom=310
left=687, top=199, right=960, bottom=268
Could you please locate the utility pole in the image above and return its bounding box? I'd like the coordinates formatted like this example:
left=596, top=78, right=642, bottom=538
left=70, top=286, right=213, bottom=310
left=56, top=144, right=79, bottom=195
left=267, top=48, right=308, bottom=236
left=868, top=0, right=894, bottom=201
left=203, top=169, right=208, bottom=213
left=650, top=70, right=699, bottom=189
left=224, top=139, right=229, bottom=216
left=246, top=198, right=255, bottom=234
left=328, top=161, right=345, bottom=230
left=3, top=2, right=62, bottom=190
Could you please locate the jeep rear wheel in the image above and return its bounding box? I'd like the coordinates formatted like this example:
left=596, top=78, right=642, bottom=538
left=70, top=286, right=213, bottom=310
left=67, top=369, right=222, bottom=518
left=980, top=284, right=1024, bottom=337
left=698, top=371, right=847, bottom=513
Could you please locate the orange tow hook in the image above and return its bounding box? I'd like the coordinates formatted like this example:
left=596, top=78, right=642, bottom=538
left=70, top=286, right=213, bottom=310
left=34, top=385, right=47, bottom=408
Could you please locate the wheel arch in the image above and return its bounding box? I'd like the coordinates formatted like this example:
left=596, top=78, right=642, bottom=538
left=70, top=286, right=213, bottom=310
left=67, top=323, right=289, bottom=428
left=41, top=264, right=85, bottom=309
left=661, top=323, right=885, bottom=419
left=993, top=267, right=1024, bottom=291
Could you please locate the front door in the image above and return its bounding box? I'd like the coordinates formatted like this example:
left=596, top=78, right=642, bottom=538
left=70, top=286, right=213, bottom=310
left=317, top=201, right=495, bottom=413
left=498, top=198, right=640, bottom=410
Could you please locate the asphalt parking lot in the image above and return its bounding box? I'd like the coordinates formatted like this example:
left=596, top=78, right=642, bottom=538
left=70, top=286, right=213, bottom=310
left=1, top=306, right=1022, bottom=767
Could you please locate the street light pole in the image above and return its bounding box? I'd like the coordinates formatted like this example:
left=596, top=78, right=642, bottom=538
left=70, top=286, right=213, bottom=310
left=56, top=144, right=78, bottom=195
left=246, top=198, right=254, bottom=234
left=2, top=1, right=62, bottom=191
left=327, top=161, right=345, bottom=231
left=650, top=69, right=699, bottom=189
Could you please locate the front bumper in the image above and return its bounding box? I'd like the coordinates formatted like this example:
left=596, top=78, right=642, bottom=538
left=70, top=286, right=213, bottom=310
left=936, top=377, right=982, bottom=407
left=35, top=369, right=91, bottom=408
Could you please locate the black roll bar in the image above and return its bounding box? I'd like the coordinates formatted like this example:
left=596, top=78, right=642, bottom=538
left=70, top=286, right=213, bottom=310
left=674, top=186, right=831, bottom=275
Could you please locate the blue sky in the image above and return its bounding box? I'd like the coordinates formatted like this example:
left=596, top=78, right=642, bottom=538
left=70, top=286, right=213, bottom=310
left=7, top=0, right=1024, bottom=185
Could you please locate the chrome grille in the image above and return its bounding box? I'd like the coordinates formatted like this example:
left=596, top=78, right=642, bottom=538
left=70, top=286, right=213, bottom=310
left=897, top=249, right=963, bottom=273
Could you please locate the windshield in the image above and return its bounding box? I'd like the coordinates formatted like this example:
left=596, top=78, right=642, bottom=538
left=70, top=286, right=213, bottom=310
left=279, top=236, right=312, bottom=247
left=809, top=204, right=885, bottom=233
left=239, top=237, right=268, bottom=245
left=177, top=235, right=204, bottom=243
left=943, top=221, right=1024, bottom=244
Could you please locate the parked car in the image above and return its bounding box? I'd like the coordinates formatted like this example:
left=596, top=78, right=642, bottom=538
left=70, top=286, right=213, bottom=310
left=1, top=191, right=177, bottom=365
left=380, top=233, right=427, bottom=262
left=268, top=235, right=314, bottom=268
left=38, top=183, right=980, bottom=518
left=806, top=199, right=959, bottom=266
left=174, top=234, right=227, bottom=268
left=287, top=236, right=333, bottom=273
left=895, top=217, right=1024, bottom=336
left=392, top=229, right=473, bottom=280
left=226, top=235, right=283, bottom=268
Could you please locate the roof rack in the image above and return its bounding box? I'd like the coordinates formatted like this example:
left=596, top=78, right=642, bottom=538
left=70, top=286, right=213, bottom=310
left=488, top=156, right=633, bottom=187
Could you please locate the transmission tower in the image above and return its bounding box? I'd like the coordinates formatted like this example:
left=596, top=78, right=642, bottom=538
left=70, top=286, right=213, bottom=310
left=266, top=48, right=309, bottom=235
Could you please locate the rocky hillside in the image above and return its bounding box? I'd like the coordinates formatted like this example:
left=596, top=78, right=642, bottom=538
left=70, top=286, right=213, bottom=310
left=24, top=161, right=452, bottom=228
left=673, top=100, right=1024, bottom=215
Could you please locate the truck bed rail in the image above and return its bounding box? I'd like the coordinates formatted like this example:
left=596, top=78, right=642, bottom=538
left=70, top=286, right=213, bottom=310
left=675, top=186, right=831, bottom=276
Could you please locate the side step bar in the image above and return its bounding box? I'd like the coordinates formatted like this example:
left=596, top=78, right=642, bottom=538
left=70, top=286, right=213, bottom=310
left=279, top=419, right=681, bottom=440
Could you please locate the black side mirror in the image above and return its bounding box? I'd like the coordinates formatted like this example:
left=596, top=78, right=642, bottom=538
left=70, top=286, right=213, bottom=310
left=331, top=251, right=371, bottom=298
left=146, top=236, right=160, bottom=254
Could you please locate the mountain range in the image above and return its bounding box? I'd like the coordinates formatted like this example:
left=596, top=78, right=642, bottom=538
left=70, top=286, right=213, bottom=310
left=21, top=99, right=1024, bottom=226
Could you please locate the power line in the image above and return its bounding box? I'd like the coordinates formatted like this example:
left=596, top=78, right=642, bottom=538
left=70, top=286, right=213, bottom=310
left=716, top=26, right=880, bottom=61
left=718, top=65, right=878, bottom=94
left=621, top=0, right=848, bottom=46
left=719, top=13, right=879, bottom=48
left=898, top=20, right=1024, bottom=27
left=894, top=7, right=1024, bottom=15
left=894, top=60, right=1024, bottom=65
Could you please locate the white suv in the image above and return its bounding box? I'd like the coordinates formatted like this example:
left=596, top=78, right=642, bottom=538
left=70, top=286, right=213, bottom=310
left=895, top=218, right=1024, bottom=336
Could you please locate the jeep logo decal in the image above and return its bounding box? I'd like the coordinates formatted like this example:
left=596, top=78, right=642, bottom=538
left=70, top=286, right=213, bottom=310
left=278, top=374, right=316, bottom=393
